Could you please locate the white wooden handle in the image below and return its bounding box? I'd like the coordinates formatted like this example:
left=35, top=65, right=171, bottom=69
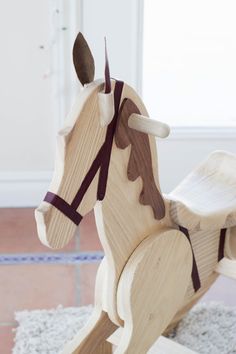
left=98, top=91, right=115, bottom=127
left=128, top=113, right=170, bottom=138
left=215, top=257, right=236, bottom=280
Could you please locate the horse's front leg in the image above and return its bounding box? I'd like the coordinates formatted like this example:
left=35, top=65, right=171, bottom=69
left=114, top=228, right=193, bottom=354
left=62, top=259, right=118, bottom=354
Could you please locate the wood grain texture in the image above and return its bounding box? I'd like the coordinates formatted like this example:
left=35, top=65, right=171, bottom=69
left=163, top=227, right=224, bottom=333
left=93, top=82, right=166, bottom=324
left=115, top=98, right=165, bottom=220
left=35, top=80, right=105, bottom=250
left=164, top=272, right=219, bottom=334
left=73, top=32, right=95, bottom=85
left=36, top=80, right=166, bottom=325
left=108, top=329, right=197, bottom=354
left=62, top=259, right=117, bottom=354
left=115, top=228, right=192, bottom=354
left=168, top=150, right=236, bottom=231
left=148, top=336, right=198, bottom=354
left=215, top=257, right=236, bottom=279
left=62, top=310, right=116, bottom=354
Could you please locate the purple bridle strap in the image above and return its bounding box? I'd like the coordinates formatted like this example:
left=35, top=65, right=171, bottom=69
left=179, top=226, right=227, bottom=293
left=179, top=225, right=201, bottom=292
left=44, top=80, right=124, bottom=226
left=218, top=228, right=226, bottom=261
left=44, top=192, right=83, bottom=225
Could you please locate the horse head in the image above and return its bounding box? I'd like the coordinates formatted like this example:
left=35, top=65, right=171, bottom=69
left=35, top=33, right=169, bottom=249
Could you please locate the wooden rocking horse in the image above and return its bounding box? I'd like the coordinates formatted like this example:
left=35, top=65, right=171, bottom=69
left=35, top=33, right=236, bottom=353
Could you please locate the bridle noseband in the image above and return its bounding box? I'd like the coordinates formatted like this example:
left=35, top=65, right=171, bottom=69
left=44, top=80, right=124, bottom=226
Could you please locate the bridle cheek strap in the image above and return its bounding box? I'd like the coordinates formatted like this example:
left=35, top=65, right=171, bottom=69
left=44, top=80, right=124, bottom=226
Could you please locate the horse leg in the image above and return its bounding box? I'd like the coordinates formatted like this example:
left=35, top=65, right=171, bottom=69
left=114, top=228, right=193, bottom=354
left=62, top=309, right=116, bottom=354
left=62, top=259, right=117, bottom=354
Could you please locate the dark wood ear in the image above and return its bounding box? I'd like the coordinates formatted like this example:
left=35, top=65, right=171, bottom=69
left=73, top=32, right=95, bottom=85
left=104, top=38, right=111, bottom=93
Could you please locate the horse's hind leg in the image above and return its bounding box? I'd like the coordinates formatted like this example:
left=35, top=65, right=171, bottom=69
left=62, top=309, right=117, bottom=354
left=114, top=228, right=193, bottom=354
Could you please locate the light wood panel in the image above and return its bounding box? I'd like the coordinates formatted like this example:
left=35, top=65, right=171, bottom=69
left=149, top=336, right=198, bottom=354
left=168, top=150, right=236, bottom=231
left=128, top=113, right=170, bottom=138
left=215, top=257, right=236, bottom=279
left=62, top=310, right=116, bottom=354
left=115, top=228, right=192, bottom=353
left=108, top=329, right=198, bottom=354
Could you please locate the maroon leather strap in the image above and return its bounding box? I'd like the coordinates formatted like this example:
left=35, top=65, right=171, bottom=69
left=179, top=225, right=201, bottom=292
left=44, top=80, right=124, bottom=226
left=179, top=226, right=227, bottom=292
left=44, top=191, right=83, bottom=225
left=97, top=81, right=123, bottom=200
left=218, top=228, right=226, bottom=261
left=104, top=38, right=111, bottom=94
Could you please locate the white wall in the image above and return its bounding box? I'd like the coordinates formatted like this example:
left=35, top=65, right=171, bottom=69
left=80, top=0, right=143, bottom=91
left=0, top=0, right=54, bottom=171
left=0, top=0, right=56, bottom=205
left=1, top=0, right=236, bottom=206
left=0, top=0, right=79, bottom=206
left=142, top=0, right=236, bottom=193
left=143, top=0, right=236, bottom=127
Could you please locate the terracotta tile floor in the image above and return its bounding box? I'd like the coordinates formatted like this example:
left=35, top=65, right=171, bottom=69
left=0, top=208, right=236, bottom=353
left=0, top=326, right=15, bottom=354
left=0, top=208, right=76, bottom=253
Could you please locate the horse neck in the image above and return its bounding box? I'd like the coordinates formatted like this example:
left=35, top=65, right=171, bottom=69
left=95, top=139, right=165, bottom=267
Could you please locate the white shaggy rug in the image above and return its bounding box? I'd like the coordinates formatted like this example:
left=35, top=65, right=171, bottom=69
left=13, top=302, right=236, bottom=354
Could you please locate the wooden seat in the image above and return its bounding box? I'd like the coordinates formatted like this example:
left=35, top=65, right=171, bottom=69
left=168, top=151, right=236, bottom=231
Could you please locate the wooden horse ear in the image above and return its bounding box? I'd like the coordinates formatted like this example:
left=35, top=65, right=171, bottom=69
left=73, top=32, right=95, bottom=85
left=98, top=38, right=114, bottom=127
left=104, top=37, right=111, bottom=94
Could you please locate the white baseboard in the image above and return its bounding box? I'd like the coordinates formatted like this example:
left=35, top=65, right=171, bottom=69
left=0, top=171, right=53, bottom=207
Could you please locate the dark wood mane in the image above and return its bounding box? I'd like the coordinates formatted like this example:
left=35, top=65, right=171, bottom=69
left=115, top=98, right=165, bottom=220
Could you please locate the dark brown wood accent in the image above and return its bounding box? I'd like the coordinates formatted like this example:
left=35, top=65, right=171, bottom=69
left=104, top=38, right=111, bottom=94
left=73, top=32, right=95, bottom=86
left=115, top=98, right=165, bottom=220
left=218, top=228, right=226, bottom=261
left=179, top=226, right=201, bottom=292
